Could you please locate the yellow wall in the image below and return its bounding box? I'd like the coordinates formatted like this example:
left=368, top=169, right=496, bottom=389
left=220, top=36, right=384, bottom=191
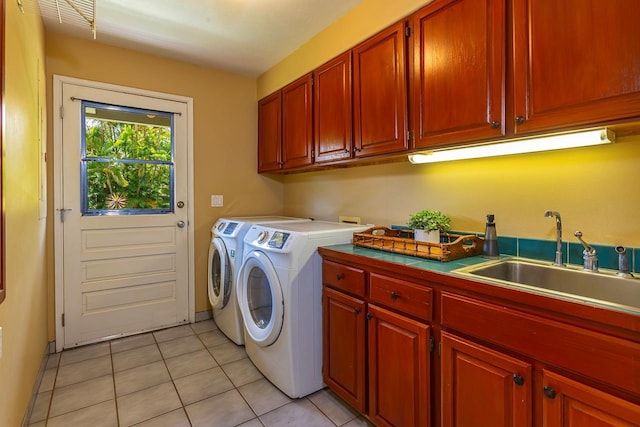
left=0, top=2, right=49, bottom=426
left=260, top=0, right=640, bottom=248
left=45, top=33, right=283, bottom=337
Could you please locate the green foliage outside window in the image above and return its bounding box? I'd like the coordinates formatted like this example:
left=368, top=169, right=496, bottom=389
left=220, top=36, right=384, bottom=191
left=84, top=118, right=173, bottom=211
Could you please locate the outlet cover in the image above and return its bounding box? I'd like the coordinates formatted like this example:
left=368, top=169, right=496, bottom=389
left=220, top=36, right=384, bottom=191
left=339, top=215, right=361, bottom=224
left=211, top=195, right=223, bottom=207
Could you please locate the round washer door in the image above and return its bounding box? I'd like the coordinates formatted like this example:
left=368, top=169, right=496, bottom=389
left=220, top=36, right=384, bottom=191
left=237, top=250, right=284, bottom=346
left=208, top=237, right=231, bottom=309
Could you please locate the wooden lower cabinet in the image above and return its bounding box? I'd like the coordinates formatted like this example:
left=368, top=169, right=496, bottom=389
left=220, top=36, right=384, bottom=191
left=322, top=286, right=366, bottom=412
left=542, top=370, right=640, bottom=427
left=368, top=304, right=430, bottom=427
left=441, top=332, right=532, bottom=427
left=319, top=251, right=640, bottom=427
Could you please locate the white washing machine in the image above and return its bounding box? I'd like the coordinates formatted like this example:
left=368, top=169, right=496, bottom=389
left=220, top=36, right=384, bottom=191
left=236, top=220, right=370, bottom=398
left=208, top=216, right=311, bottom=345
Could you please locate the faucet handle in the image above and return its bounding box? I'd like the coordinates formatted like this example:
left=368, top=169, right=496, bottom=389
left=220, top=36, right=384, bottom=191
left=574, top=231, right=598, bottom=271
left=615, top=246, right=634, bottom=278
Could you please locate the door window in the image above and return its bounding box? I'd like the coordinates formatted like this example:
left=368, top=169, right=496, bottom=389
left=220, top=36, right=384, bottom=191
left=81, top=101, right=174, bottom=215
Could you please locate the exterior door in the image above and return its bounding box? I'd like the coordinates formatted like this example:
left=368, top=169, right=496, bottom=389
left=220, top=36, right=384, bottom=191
left=56, top=79, right=192, bottom=349
left=237, top=250, right=284, bottom=346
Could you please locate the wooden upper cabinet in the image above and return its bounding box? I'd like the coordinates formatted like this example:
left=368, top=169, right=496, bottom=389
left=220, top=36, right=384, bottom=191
left=353, top=21, right=409, bottom=158
left=541, top=370, right=640, bottom=427
left=411, top=0, right=506, bottom=149
left=282, top=73, right=314, bottom=169
left=512, top=0, right=640, bottom=134
left=257, top=91, right=282, bottom=172
left=314, top=52, right=353, bottom=163
left=441, top=332, right=532, bottom=427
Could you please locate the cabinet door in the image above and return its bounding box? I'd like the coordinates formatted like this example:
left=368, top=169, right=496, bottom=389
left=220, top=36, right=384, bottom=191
left=282, top=73, right=314, bottom=169
left=314, top=52, right=353, bottom=163
left=353, top=21, right=409, bottom=158
left=257, top=91, right=282, bottom=172
left=512, top=0, right=640, bottom=134
left=542, top=370, right=640, bottom=427
left=411, top=0, right=505, bottom=148
left=368, top=304, right=430, bottom=427
left=441, top=332, right=532, bottom=427
left=323, top=287, right=366, bottom=412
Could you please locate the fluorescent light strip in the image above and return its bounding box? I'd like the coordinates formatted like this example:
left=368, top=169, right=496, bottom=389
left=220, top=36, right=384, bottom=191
left=408, top=128, right=615, bottom=164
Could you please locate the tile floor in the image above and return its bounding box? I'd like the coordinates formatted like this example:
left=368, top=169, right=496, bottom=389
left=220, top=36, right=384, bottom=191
left=27, top=320, right=374, bottom=427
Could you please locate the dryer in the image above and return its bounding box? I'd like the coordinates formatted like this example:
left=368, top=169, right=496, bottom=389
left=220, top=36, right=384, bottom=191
left=236, top=220, right=369, bottom=398
left=208, top=216, right=310, bottom=345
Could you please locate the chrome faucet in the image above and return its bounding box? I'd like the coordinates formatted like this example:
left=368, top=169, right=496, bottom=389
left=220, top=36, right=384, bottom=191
left=615, top=246, right=634, bottom=278
left=574, top=231, right=598, bottom=272
left=544, top=210, right=564, bottom=266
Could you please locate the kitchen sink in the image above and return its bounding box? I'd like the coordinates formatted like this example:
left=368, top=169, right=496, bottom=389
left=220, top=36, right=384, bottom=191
left=454, top=258, right=640, bottom=310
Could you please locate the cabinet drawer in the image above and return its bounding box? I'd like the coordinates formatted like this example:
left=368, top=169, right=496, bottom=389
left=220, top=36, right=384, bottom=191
left=441, top=292, right=640, bottom=396
left=369, top=273, right=432, bottom=321
left=322, top=260, right=366, bottom=297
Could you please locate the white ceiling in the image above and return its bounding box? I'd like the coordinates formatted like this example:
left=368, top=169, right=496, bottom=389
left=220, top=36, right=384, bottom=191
left=34, top=0, right=364, bottom=77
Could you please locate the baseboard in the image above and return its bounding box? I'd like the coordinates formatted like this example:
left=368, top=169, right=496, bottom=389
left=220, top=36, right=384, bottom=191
left=21, top=342, right=52, bottom=427
left=195, top=309, right=212, bottom=323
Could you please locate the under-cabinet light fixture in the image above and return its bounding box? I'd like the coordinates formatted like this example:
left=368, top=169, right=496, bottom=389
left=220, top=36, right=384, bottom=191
left=408, top=128, right=615, bottom=164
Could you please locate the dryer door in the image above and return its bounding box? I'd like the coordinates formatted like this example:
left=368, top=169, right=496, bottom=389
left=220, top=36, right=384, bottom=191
left=208, top=237, right=231, bottom=309
left=237, top=250, right=284, bottom=346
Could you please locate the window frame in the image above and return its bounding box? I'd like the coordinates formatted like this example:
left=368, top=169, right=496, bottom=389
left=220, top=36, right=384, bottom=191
left=80, top=101, right=175, bottom=216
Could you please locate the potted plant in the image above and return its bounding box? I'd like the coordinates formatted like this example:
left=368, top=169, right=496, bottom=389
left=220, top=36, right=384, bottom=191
left=407, top=210, right=451, bottom=243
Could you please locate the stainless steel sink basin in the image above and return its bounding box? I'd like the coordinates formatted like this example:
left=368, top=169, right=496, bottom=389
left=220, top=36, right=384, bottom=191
left=454, top=258, right=640, bottom=310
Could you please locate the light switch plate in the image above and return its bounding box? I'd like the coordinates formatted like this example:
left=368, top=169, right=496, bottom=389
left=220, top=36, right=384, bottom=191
left=211, top=195, right=223, bottom=207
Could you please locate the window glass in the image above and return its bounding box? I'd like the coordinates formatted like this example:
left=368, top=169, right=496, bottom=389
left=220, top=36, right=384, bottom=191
left=81, top=102, right=174, bottom=215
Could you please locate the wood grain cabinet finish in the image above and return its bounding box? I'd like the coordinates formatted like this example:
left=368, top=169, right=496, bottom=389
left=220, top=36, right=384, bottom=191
left=441, top=331, right=532, bottom=427
left=281, top=74, right=314, bottom=169
left=512, top=0, right=640, bottom=134
left=257, top=74, right=313, bottom=172
left=369, top=272, right=432, bottom=321
left=368, top=304, right=430, bottom=427
left=322, top=286, right=366, bottom=412
left=541, top=370, right=640, bottom=427
left=257, top=91, right=282, bottom=172
left=411, top=0, right=506, bottom=148
left=353, top=20, right=409, bottom=158
left=314, top=52, right=353, bottom=163
left=322, top=259, right=366, bottom=296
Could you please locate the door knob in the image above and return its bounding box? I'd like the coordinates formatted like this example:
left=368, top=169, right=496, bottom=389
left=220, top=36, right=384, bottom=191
left=177, top=221, right=185, bottom=228
left=177, top=201, right=185, bottom=208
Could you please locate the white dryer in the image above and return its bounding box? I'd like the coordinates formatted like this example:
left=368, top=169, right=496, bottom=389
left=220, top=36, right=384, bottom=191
left=208, top=216, right=310, bottom=345
left=236, top=220, right=370, bottom=398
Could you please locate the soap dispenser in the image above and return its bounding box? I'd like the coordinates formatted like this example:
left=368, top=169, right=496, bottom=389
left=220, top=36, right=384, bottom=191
left=482, top=214, right=499, bottom=258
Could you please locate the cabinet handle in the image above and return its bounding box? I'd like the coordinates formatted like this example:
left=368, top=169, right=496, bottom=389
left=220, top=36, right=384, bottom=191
left=336, top=273, right=344, bottom=281
left=512, top=374, right=525, bottom=386
left=543, top=386, right=557, bottom=399
left=354, top=307, right=361, bottom=315
left=391, top=291, right=399, bottom=300
left=490, top=121, right=501, bottom=128
left=515, top=115, right=525, bottom=125
left=366, top=313, right=373, bottom=320
left=344, top=148, right=350, bottom=153
left=353, top=147, right=361, bottom=153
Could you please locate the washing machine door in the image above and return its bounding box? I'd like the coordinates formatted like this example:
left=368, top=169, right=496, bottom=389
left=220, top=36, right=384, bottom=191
left=208, top=237, right=231, bottom=309
left=237, top=250, right=284, bottom=346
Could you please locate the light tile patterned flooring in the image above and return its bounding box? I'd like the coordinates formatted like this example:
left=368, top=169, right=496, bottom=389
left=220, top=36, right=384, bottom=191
left=28, top=320, right=373, bottom=427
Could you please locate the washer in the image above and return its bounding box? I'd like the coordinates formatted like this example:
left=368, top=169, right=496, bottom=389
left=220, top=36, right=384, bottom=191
left=236, top=220, right=370, bottom=398
left=208, top=216, right=311, bottom=345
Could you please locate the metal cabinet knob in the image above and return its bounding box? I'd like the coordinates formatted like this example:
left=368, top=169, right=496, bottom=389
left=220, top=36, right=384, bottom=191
left=512, top=374, right=525, bottom=386
left=543, top=386, right=557, bottom=399
left=391, top=291, right=399, bottom=300
left=515, top=115, right=525, bottom=125
left=490, top=121, right=501, bottom=129
left=177, top=221, right=185, bottom=228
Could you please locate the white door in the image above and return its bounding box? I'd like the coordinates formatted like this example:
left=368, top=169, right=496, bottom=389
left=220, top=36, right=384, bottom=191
left=56, top=79, right=192, bottom=349
left=237, top=250, right=284, bottom=346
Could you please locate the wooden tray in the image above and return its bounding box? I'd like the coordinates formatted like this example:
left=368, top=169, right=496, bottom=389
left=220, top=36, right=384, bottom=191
left=352, top=226, right=484, bottom=262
